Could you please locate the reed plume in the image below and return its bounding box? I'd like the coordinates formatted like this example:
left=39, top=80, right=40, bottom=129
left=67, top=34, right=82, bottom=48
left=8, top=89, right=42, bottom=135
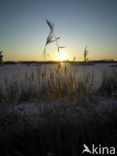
left=43, top=19, right=65, bottom=63
left=43, top=19, right=54, bottom=61
left=84, top=46, right=88, bottom=64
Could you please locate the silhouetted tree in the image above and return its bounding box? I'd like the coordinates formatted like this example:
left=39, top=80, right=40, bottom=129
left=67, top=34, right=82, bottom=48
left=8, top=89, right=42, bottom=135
left=0, top=50, right=3, bottom=65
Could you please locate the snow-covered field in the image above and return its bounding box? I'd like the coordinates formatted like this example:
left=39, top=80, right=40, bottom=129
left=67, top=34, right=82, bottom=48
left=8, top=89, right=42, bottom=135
left=0, top=63, right=117, bottom=125
left=0, top=63, right=116, bottom=88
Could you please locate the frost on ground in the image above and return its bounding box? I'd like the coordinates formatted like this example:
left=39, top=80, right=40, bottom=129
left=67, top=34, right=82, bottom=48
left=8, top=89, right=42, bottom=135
left=0, top=63, right=117, bottom=126
left=0, top=63, right=116, bottom=88
left=11, top=96, right=117, bottom=125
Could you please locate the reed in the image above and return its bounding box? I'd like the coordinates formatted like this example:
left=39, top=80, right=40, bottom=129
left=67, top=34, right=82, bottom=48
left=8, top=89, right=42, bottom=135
left=0, top=64, right=117, bottom=156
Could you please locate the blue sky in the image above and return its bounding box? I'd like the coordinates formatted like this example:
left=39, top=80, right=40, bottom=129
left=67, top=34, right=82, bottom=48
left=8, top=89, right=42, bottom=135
left=0, top=0, right=117, bottom=61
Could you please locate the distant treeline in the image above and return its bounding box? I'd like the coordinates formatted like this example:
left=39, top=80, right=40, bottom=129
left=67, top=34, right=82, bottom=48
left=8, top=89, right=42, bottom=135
left=70, top=59, right=117, bottom=64
left=3, top=60, right=117, bottom=65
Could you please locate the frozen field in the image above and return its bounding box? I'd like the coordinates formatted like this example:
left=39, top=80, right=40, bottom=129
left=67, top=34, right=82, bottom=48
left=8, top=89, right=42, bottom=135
left=0, top=63, right=117, bottom=89
left=0, top=63, right=117, bottom=125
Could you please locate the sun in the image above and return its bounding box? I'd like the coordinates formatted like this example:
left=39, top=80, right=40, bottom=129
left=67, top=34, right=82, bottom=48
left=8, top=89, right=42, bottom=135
left=59, top=53, right=67, bottom=61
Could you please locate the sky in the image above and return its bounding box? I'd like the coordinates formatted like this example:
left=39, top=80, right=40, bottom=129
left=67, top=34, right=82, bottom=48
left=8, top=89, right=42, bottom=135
left=0, top=0, right=117, bottom=61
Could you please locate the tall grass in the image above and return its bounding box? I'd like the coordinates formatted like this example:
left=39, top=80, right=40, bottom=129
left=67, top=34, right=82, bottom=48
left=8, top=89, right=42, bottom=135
left=43, top=19, right=65, bottom=66
left=0, top=17, right=117, bottom=156
left=98, top=70, right=117, bottom=96
left=84, top=46, right=88, bottom=64
left=0, top=108, right=117, bottom=156
left=0, top=64, right=94, bottom=104
left=0, top=64, right=117, bottom=156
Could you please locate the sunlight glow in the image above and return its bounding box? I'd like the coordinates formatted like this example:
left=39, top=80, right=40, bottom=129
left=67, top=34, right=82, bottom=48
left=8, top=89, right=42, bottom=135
left=59, top=53, right=67, bottom=61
